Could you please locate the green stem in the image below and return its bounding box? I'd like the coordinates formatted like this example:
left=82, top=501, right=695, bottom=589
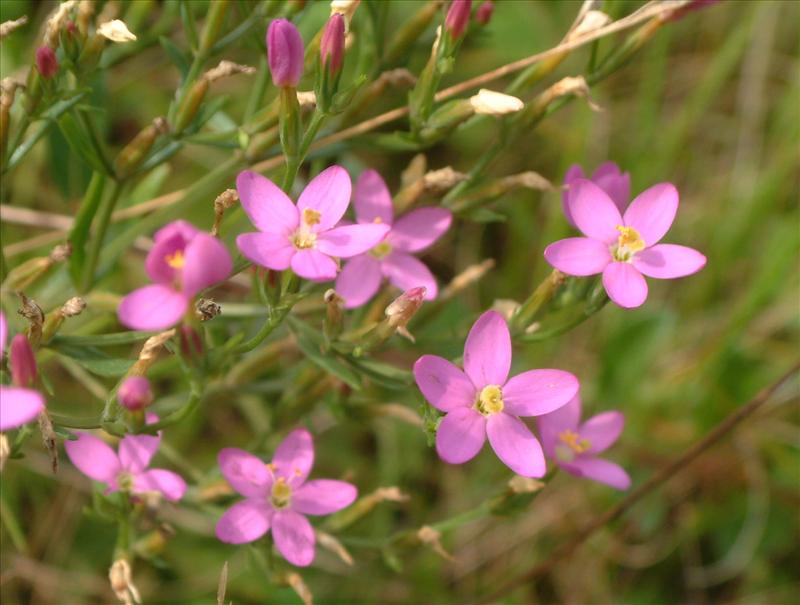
left=235, top=274, right=300, bottom=354
left=80, top=179, right=123, bottom=293
left=0, top=489, right=28, bottom=554
left=50, top=413, right=103, bottom=429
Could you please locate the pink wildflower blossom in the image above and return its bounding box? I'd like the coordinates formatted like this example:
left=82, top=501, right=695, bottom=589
left=414, top=311, right=579, bottom=477
left=216, top=429, right=357, bottom=567
left=64, top=415, right=186, bottom=501
left=267, top=19, right=304, bottom=88
left=335, top=170, right=452, bottom=308
left=118, top=220, right=232, bottom=331
left=537, top=394, right=630, bottom=490
left=562, top=161, right=631, bottom=226
left=0, top=313, right=45, bottom=431
left=544, top=179, right=706, bottom=308
left=236, top=166, right=389, bottom=282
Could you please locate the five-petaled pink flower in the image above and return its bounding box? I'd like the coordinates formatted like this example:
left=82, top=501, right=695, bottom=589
left=414, top=311, right=579, bottom=477
left=544, top=179, right=706, bottom=308
left=562, top=161, right=630, bottom=227
left=335, top=170, right=452, bottom=308
left=537, top=394, right=630, bottom=490
left=118, top=220, right=232, bottom=330
left=236, top=166, right=389, bottom=282
left=64, top=416, right=187, bottom=501
left=216, top=429, right=357, bottom=567
left=0, top=313, right=45, bottom=432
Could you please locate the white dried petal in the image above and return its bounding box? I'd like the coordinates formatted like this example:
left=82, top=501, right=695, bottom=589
left=469, top=89, right=524, bottom=116
left=97, top=19, right=137, bottom=43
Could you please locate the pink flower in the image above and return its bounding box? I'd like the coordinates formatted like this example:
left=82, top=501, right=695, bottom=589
left=320, top=13, right=345, bottom=77
left=0, top=313, right=45, bottom=432
left=335, top=170, right=452, bottom=308
left=236, top=166, right=389, bottom=282
left=267, top=19, right=304, bottom=88
left=64, top=415, right=186, bottom=501
left=414, top=311, right=579, bottom=477
left=445, top=0, right=472, bottom=40
left=118, top=376, right=153, bottom=411
left=562, top=161, right=631, bottom=227
left=35, top=46, right=59, bottom=79
left=216, top=429, right=357, bottom=567
left=118, top=220, right=232, bottom=331
left=537, top=395, right=630, bottom=490
left=544, top=179, right=706, bottom=308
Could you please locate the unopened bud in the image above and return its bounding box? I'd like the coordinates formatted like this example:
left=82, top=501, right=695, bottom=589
left=267, top=19, right=304, bottom=88
left=41, top=296, right=86, bottom=343
left=173, top=78, right=209, bottom=134
left=35, top=46, right=58, bottom=79
left=323, top=289, right=344, bottom=342
left=469, top=89, right=524, bottom=115
left=114, top=117, right=168, bottom=178
left=444, top=0, right=472, bottom=40
left=475, top=1, right=494, bottom=25
left=10, top=334, right=37, bottom=387
left=320, top=13, right=345, bottom=76
left=118, top=376, right=153, bottom=411
left=97, top=19, right=137, bottom=43
left=109, top=559, right=141, bottom=605
left=385, top=287, right=425, bottom=341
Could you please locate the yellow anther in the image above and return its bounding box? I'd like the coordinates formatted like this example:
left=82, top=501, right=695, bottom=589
left=165, top=249, right=185, bottom=269
left=117, top=471, right=135, bottom=491
left=476, top=384, right=504, bottom=415
left=270, top=477, right=292, bottom=509
left=373, top=217, right=383, bottom=223
left=370, top=241, right=392, bottom=259
left=614, top=225, right=646, bottom=261
left=292, top=231, right=317, bottom=250
left=303, top=208, right=322, bottom=226
left=558, top=429, right=591, bottom=454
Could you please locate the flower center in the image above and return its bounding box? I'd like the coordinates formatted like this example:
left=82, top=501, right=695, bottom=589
left=475, top=384, right=504, bottom=416
left=613, top=225, right=646, bottom=262
left=292, top=231, right=317, bottom=250
left=270, top=477, right=292, bottom=509
left=117, top=471, right=135, bottom=491
left=165, top=249, right=185, bottom=269
left=556, top=430, right=591, bottom=462
left=370, top=241, right=392, bottom=259
left=302, top=208, right=322, bottom=226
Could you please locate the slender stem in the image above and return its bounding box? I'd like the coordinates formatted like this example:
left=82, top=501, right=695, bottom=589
left=0, top=489, right=28, bottom=554
left=80, top=179, right=122, bottom=293
left=473, top=363, right=800, bottom=605
left=235, top=274, right=299, bottom=354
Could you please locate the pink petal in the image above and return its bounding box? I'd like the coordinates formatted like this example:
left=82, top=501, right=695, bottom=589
left=502, top=369, right=580, bottom=417
left=292, top=479, right=357, bottom=515
left=236, top=232, right=295, bottom=271
left=219, top=448, right=273, bottom=499
left=118, top=433, right=160, bottom=473
left=381, top=252, right=438, bottom=299
left=486, top=413, right=546, bottom=477
left=354, top=169, right=393, bottom=224
left=290, top=249, right=338, bottom=282
left=272, top=429, right=314, bottom=487
left=0, top=386, right=45, bottom=431
left=463, top=310, right=511, bottom=388
left=335, top=255, right=382, bottom=309
left=435, top=407, right=486, bottom=464
left=118, top=284, right=188, bottom=330
left=0, top=312, right=7, bottom=359
left=567, top=457, right=631, bottom=490
left=316, top=223, right=390, bottom=258
left=182, top=233, right=232, bottom=297
left=297, top=165, right=351, bottom=231
left=153, top=220, right=201, bottom=244
left=388, top=208, right=452, bottom=252
left=537, top=394, right=581, bottom=457
left=602, top=262, right=648, bottom=309
left=623, top=183, right=678, bottom=246
left=236, top=170, right=299, bottom=235
left=133, top=468, right=187, bottom=501
left=413, top=355, right=475, bottom=412
left=272, top=509, right=315, bottom=567
left=592, top=162, right=631, bottom=214
left=568, top=179, right=623, bottom=244
left=145, top=229, right=187, bottom=285
left=579, top=411, right=624, bottom=454
left=543, top=237, right=612, bottom=276
left=64, top=432, right=120, bottom=484
left=216, top=500, right=272, bottom=544
left=633, top=244, right=706, bottom=279
left=562, top=164, right=586, bottom=227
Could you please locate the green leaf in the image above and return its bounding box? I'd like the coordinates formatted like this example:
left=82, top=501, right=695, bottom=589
left=57, top=112, right=111, bottom=174
left=50, top=331, right=154, bottom=347
left=68, top=172, right=106, bottom=286
left=349, top=357, right=413, bottom=390
left=463, top=207, right=508, bottom=223
left=50, top=343, right=135, bottom=377
left=159, top=35, right=191, bottom=78
left=289, top=318, right=363, bottom=390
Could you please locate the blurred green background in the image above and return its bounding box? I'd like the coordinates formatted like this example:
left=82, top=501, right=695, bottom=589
left=1, top=1, right=798, bottom=604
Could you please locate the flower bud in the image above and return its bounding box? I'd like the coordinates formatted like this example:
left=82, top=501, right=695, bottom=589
left=35, top=46, right=59, bottom=79
left=267, top=19, right=304, bottom=88
left=475, top=1, right=494, bottom=25
left=10, top=334, right=37, bottom=387
left=444, top=0, right=472, bottom=40
left=118, top=376, right=153, bottom=411
left=320, top=13, right=345, bottom=76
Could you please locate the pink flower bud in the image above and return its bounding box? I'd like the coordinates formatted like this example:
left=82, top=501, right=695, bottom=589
left=475, top=1, right=494, bottom=25
left=118, top=376, right=153, bottom=411
left=35, top=46, right=59, bottom=79
left=10, top=334, right=37, bottom=387
left=445, top=0, right=472, bottom=40
left=320, top=13, right=345, bottom=76
left=267, top=19, right=304, bottom=88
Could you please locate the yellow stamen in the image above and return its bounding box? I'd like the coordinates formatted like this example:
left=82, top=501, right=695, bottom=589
left=270, top=477, right=292, bottom=509
left=558, top=429, right=591, bottom=454
left=370, top=241, right=392, bottom=259
left=475, top=384, right=504, bottom=415
left=303, top=208, right=322, bottom=226
left=117, top=471, right=134, bottom=491
left=614, top=225, right=646, bottom=261
left=165, top=249, right=185, bottom=269
left=292, top=232, right=317, bottom=250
